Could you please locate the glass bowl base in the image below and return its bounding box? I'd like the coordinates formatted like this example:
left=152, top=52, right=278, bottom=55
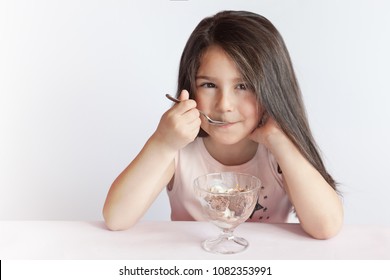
left=202, top=234, right=249, bottom=254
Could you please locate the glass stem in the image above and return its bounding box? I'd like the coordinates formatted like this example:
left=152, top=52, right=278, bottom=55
left=222, top=228, right=234, bottom=239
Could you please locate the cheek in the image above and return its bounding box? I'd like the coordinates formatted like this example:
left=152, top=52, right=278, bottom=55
left=194, top=94, right=203, bottom=106
left=194, top=96, right=211, bottom=112
left=241, top=99, right=261, bottom=121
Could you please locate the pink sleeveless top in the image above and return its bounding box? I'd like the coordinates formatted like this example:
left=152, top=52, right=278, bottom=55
left=167, top=137, right=292, bottom=223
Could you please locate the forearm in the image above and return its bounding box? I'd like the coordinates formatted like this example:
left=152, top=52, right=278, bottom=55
left=266, top=133, right=343, bottom=239
left=103, top=135, right=176, bottom=230
left=103, top=91, right=201, bottom=230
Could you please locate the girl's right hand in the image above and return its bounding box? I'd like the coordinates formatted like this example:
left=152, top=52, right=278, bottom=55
left=152, top=90, right=201, bottom=152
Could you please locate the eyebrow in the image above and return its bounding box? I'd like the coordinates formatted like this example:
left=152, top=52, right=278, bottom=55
left=195, top=75, right=244, bottom=82
left=195, top=75, right=213, bottom=80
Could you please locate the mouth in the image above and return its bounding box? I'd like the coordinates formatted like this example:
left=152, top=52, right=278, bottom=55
left=214, top=121, right=236, bottom=128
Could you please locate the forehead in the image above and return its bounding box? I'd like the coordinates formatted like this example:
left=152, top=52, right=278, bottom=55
left=197, top=45, right=242, bottom=79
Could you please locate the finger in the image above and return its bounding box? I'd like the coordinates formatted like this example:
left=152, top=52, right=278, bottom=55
left=179, top=89, right=190, bottom=101
left=177, top=108, right=200, bottom=126
left=172, top=93, right=197, bottom=115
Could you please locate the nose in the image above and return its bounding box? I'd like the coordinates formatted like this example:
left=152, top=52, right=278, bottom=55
left=215, top=89, right=235, bottom=112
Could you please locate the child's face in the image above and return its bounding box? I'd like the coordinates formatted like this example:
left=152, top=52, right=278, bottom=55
left=195, top=45, right=260, bottom=145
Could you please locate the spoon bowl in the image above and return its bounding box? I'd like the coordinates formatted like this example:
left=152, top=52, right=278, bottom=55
left=165, top=94, right=228, bottom=126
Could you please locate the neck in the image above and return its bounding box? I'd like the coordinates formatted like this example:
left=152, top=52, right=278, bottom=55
left=203, top=137, right=258, bottom=166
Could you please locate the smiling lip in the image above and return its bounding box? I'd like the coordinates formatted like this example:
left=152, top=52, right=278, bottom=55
left=214, top=121, right=236, bottom=127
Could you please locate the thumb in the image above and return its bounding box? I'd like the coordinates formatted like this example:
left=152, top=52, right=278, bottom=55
left=179, top=89, right=190, bottom=101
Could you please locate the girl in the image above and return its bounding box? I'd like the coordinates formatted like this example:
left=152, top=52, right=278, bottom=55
left=103, top=10, right=343, bottom=239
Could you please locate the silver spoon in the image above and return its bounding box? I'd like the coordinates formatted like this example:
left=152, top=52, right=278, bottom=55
left=165, top=94, right=228, bottom=126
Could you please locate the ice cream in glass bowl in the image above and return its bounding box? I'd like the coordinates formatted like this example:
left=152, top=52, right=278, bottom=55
left=193, top=172, right=261, bottom=254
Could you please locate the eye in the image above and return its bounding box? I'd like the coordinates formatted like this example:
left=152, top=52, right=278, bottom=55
left=201, top=82, right=216, bottom=88
left=236, top=83, right=248, bottom=90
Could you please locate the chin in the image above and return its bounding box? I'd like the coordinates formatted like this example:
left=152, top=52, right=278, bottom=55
left=209, top=134, right=253, bottom=146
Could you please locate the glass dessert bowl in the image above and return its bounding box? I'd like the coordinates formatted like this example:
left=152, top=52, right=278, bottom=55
left=193, top=172, right=261, bottom=254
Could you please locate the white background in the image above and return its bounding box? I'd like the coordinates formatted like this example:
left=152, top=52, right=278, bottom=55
left=1, top=0, right=389, bottom=225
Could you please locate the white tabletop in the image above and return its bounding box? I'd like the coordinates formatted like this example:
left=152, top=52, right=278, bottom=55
left=0, top=221, right=389, bottom=259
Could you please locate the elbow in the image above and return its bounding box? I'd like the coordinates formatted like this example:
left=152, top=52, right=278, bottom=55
left=103, top=215, right=137, bottom=231
left=310, top=224, right=342, bottom=240
left=299, top=208, right=344, bottom=240
left=307, top=215, right=344, bottom=240
left=102, top=207, right=138, bottom=231
left=104, top=219, right=128, bottom=232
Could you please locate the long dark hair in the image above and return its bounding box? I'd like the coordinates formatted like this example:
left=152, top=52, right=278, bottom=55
left=176, top=10, right=336, bottom=190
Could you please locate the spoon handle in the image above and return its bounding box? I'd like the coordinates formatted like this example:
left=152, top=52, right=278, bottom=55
left=165, top=94, right=228, bottom=126
left=165, top=93, right=207, bottom=118
left=165, top=94, right=180, bottom=103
